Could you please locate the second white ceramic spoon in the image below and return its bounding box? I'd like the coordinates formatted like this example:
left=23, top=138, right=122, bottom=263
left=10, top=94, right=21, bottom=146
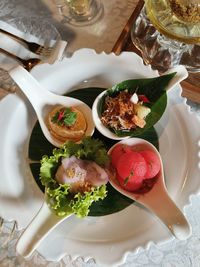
left=9, top=65, right=95, bottom=147
left=108, top=138, right=191, bottom=240
left=16, top=199, right=72, bottom=258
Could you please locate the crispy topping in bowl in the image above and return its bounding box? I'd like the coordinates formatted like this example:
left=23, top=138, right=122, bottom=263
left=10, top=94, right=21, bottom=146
left=101, top=91, right=151, bottom=131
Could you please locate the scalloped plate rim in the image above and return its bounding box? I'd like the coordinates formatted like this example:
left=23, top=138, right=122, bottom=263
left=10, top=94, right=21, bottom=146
left=0, top=48, right=199, bottom=267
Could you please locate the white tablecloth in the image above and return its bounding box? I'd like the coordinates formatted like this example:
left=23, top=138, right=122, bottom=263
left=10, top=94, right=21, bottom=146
left=0, top=1, right=200, bottom=267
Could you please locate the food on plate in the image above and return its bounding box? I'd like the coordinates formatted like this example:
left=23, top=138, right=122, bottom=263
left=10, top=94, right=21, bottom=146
left=110, top=144, right=133, bottom=167
left=55, top=156, right=108, bottom=194
left=96, top=73, right=176, bottom=138
left=139, top=150, right=161, bottom=179
left=101, top=91, right=151, bottom=131
left=117, top=151, right=147, bottom=179
left=47, top=105, right=87, bottom=143
left=109, top=143, right=161, bottom=193
left=40, top=137, right=109, bottom=218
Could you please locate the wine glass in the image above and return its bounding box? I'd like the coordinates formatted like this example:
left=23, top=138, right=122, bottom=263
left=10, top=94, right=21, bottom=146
left=131, top=1, right=200, bottom=73
left=54, top=0, right=104, bottom=26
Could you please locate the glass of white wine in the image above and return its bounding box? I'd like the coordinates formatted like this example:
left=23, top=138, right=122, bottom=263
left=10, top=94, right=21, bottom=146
left=145, top=0, right=200, bottom=44
left=55, top=0, right=104, bottom=26
left=131, top=0, right=200, bottom=72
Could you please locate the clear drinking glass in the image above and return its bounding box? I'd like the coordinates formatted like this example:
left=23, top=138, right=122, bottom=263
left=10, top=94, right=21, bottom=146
left=131, top=1, right=200, bottom=73
left=55, top=0, right=104, bottom=26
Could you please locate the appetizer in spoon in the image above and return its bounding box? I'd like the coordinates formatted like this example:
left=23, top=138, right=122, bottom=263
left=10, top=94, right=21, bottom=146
left=47, top=105, right=87, bottom=143
left=16, top=137, right=109, bottom=258
left=108, top=138, right=191, bottom=240
left=9, top=65, right=95, bottom=147
left=92, top=65, right=188, bottom=140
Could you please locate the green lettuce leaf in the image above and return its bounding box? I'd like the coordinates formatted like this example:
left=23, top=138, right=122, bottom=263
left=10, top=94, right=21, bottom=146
left=39, top=137, right=109, bottom=218
left=70, top=185, right=107, bottom=217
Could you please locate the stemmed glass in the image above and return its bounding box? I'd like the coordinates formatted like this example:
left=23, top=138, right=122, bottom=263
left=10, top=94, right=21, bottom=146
left=55, top=0, right=104, bottom=26
left=131, top=0, right=200, bottom=72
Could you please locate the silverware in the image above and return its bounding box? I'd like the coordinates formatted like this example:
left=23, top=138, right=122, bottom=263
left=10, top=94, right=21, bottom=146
left=0, top=28, right=53, bottom=56
left=0, top=48, right=41, bottom=71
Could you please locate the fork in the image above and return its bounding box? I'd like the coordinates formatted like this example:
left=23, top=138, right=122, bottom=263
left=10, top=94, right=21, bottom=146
left=0, top=48, right=41, bottom=71
left=0, top=28, right=53, bottom=57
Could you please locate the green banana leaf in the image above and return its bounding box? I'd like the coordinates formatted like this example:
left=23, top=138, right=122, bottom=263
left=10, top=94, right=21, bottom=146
left=29, top=88, right=159, bottom=216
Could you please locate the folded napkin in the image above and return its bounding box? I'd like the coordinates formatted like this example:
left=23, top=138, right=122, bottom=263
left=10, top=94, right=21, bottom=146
left=0, top=19, right=67, bottom=97
left=0, top=19, right=67, bottom=68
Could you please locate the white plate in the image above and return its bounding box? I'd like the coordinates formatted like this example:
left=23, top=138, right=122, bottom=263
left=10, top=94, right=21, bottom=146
left=0, top=49, right=199, bottom=267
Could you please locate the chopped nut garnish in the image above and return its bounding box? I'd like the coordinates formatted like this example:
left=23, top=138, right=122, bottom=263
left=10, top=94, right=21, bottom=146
left=101, top=91, right=151, bottom=131
left=69, top=181, right=92, bottom=194
left=65, top=168, right=75, bottom=178
left=169, top=0, right=200, bottom=23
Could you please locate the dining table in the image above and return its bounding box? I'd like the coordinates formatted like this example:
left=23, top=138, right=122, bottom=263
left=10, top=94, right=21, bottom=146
left=0, top=0, right=200, bottom=267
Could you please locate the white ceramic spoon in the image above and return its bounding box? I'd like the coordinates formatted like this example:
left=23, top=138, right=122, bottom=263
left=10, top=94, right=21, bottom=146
left=9, top=65, right=95, bottom=147
left=92, top=65, right=188, bottom=140
left=108, top=138, right=191, bottom=240
left=16, top=198, right=73, bottom=258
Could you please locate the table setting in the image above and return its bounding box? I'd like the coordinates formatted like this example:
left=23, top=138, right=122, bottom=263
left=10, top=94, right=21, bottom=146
left=0, top=1, right=200, bottom=267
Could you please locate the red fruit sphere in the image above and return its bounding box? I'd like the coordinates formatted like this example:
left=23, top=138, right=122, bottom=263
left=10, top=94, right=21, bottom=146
left=139, top=150, right=161, bottom=179
left=117, top=151, right=147, bottom=180
left=110, top=144, right=132, bottom=167
left=117, top=173, right=143, bottom=192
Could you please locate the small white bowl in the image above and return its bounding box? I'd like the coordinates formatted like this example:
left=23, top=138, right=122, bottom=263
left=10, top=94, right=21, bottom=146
left=92, top=90, right=130, bottom=140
